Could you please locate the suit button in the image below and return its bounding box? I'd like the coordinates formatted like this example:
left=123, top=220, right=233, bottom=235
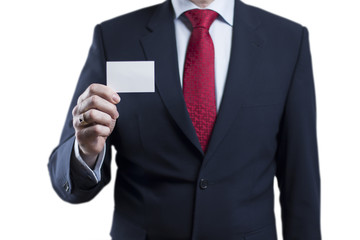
left=63, top=181, right=70, bottom=192
left=199, top=179, right=208, bottom=190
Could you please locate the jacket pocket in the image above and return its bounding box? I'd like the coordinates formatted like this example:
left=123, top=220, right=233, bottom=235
left=243, top=223, right=277, bottom=240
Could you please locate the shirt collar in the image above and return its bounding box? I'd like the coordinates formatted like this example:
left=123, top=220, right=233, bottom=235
left=171, top=0, right=234, bottom=26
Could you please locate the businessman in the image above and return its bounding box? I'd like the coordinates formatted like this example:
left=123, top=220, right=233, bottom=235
left=48, top=0, right=321, bottom=239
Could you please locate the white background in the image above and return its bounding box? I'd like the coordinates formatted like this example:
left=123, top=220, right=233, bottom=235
left=0, top=0, right=359, bottom=239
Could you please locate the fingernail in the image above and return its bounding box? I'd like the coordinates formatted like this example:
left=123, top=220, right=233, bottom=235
left=112, top=94, right=120, bottom=103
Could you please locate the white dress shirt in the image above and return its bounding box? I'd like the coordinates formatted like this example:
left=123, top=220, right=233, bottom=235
left=74, top=0, right=234, bottom=183
left=172, top=0, right=233, bottom=110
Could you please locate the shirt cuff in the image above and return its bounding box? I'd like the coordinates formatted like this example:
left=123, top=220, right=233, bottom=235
left=73, top=138, right=106, bottom=183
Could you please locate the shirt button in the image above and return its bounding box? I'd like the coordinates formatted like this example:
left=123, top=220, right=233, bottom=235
left=199, top=179, right=208, bottom=190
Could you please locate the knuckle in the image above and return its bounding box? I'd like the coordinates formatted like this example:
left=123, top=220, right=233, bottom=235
left=72, top=105, right=78, bottom=116
left=88, top=83, right=97, bottom=94
left=77, top=101, right=84, bottom=113
left=90, top=95, right=99, bottom=106
left=93, top=125, right=102, bottom=135
left=88, top=109, right=96, bottom=120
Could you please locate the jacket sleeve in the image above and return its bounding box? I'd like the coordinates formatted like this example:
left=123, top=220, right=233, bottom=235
left=48, top=25, right=112, bottom=204
left=275, top=27, right=321, bottom=239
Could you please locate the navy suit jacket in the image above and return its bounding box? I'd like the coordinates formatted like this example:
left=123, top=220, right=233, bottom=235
left=48, top=0, right=321, bottom=239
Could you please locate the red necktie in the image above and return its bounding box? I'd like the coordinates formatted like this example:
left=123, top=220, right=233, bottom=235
left=183, top=9, right=218, bottom=153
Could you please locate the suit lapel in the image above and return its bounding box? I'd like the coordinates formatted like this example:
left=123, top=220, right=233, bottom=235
left=140, top=0, right=265, bottom=158
left=205, top=0, right=265, bottom=160
left=140, top=1, right=204, bottom=155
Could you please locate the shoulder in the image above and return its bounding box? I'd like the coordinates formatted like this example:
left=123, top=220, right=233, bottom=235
left=242, top=2, right=304, bottom=30
left=99, top=3, right=162, bottom=34
left=240, top=1, right=305, bottom=39
left=238, top=1, right=307, bottom=51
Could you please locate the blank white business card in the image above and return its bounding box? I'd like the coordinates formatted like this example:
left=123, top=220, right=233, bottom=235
left=106, top=61, right=155, bottom=93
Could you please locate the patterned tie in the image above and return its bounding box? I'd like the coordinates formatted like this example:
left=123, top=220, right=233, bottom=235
left=183, top=9, right=218, bottom=153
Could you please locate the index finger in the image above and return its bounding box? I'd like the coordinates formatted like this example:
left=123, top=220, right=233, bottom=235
left=78, top=83, right=120, bottom=105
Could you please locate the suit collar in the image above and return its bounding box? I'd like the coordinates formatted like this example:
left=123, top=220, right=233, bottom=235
left=171, top=0, right=234, bottom=26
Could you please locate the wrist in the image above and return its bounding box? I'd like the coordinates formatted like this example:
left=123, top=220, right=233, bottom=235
left=78, top=146, right=98, bottom=169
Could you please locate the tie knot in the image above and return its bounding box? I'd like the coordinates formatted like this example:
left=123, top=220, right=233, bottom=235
left=184, top=9, right=219, bottom=30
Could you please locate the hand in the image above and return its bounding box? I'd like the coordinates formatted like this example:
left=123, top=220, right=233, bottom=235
left=72, top=84, right=120, bottom=168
